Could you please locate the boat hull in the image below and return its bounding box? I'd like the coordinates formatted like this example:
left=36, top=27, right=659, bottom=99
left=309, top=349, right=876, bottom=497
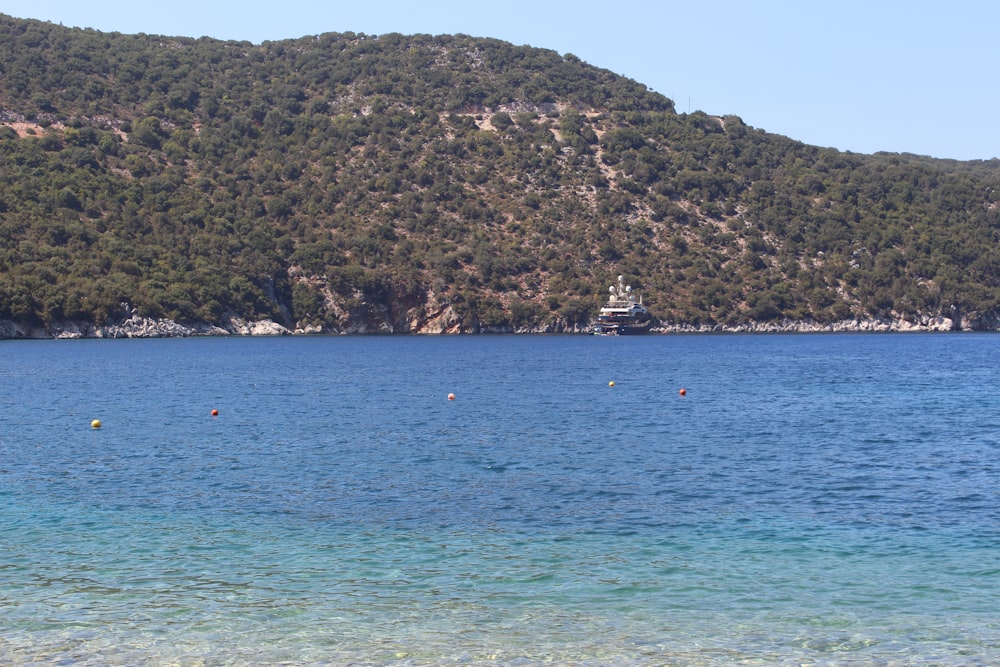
left=593, top=319, right=652, bottom=335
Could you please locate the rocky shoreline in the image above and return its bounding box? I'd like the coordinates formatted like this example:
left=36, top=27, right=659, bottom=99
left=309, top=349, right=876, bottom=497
left=5, top=311, right=1000, bottom=339
left=0, top=314, right=292, bottom=339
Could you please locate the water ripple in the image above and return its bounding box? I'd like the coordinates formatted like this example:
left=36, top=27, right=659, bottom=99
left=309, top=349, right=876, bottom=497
left=2, top=335, right=1000, bottom=665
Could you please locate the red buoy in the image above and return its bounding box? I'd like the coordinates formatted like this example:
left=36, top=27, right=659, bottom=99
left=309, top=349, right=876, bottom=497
left=448, top=393, right=456, bottom=401
left=211, top=409, right=219, bottom=416
left=679, top=388, right=687, bottom=396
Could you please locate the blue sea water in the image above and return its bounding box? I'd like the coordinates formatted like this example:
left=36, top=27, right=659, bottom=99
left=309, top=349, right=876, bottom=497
left=1, top=333, right=998, bottom=666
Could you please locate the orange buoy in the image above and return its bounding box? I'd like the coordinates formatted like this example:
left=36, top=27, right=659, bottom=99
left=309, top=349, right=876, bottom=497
left=679, top=388, right=687, bottom=396
left=448, top=393, right=456, bottom=401
left=211, top=409, right=219, bottom=416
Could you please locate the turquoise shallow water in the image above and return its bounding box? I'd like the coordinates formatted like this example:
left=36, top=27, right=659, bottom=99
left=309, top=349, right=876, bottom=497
left=1, top=334, right=999, bottom=665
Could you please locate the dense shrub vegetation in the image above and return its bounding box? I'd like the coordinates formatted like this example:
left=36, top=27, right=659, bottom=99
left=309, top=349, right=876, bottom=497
left=2, top=14, right=999, bottom=332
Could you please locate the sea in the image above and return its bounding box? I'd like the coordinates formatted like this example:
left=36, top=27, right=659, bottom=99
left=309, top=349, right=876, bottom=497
left=1, top=333, right=998, bottom=666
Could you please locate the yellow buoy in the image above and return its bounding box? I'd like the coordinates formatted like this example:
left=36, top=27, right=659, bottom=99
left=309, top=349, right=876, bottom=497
left=91, top=419, right=102, bottom=429
left=608, top=381, right=616, bottom=387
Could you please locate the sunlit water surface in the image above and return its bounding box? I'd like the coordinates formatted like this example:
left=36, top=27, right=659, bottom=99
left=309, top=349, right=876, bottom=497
left=1, top=334, right=998, bottom=665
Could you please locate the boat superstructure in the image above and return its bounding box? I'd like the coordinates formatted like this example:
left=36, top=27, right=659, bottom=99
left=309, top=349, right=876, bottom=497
left=593, top=275, right=652, bottom=335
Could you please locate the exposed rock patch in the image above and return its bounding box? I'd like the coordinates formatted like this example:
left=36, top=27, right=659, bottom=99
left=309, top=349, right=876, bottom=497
left=0, top=315, right=288, bottom=339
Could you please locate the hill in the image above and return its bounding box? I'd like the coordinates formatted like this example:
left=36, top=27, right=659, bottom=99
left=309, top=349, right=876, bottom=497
left=2, top=13, right=1000, bottom=336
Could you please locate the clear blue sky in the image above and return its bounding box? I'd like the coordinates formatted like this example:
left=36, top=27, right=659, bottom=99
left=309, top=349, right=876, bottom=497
left=5, top=0, right=998, bottom=161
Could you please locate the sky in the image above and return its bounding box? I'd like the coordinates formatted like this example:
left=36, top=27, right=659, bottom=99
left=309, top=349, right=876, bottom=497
left=4, top=0, right=998, bottom=161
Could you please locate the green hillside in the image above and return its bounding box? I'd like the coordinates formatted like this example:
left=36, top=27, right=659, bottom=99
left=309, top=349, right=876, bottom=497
left=2, top=14, right=1000, bottom=334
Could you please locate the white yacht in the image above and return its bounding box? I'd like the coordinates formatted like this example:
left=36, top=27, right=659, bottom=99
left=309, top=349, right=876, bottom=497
left=593, top=275, right=652, bottom=335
